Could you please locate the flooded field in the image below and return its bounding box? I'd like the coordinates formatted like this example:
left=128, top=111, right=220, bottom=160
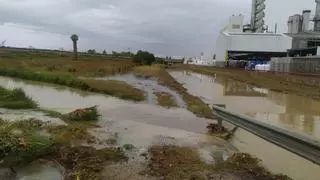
left=0, top=76, right=236, bottom=179
left=170, top=70, right=320, bottom=180
left=170, top=71, right=320, bottom=139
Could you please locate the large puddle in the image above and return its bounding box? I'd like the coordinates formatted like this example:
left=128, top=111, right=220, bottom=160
left=0, top=76, right=235, bottom=179
left=96, top=74, right=186, bottom=108
left=170, top=70, right=320, bottom=180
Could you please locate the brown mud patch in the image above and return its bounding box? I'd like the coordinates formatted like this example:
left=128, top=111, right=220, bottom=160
left=144, top=145, right=292, bottom=180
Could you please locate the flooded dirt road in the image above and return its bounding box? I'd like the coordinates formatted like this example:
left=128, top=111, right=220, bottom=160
left=96, top=74, right=186, bottom=108
left=170, top=70, right=320, bottom=180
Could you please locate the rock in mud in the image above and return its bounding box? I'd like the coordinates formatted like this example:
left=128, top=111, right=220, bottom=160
left=206, top=123, right=228, bottom=134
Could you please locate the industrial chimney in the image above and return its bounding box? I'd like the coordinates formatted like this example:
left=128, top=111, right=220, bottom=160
left=314, top=0, right=320, bottom=31
left=302, top=10, right=311, bottom=31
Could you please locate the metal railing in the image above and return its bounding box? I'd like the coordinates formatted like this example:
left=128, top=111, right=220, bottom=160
left=213, top=104, right=320, bottom=165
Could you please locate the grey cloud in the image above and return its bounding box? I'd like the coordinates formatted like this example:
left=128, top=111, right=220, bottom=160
left=0, top=0, right=316, bottom=57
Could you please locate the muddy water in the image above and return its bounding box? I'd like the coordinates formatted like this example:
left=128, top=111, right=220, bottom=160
left=16, top=161, right=64, bottom=180
left=170, top=70, right=320, bottom=180
left=0, top=108, right=66, bottom=125
left=0, top=76, right=235, bottom=179
left=170, top=71, right=320, bottom=139
left=97, top=74, right=186, bottom=108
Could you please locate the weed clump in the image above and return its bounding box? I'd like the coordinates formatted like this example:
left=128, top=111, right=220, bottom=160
left=154, top=92, right=178, bottom=108
left=146, top=145, right=208, bottom=179
left=63, top=106, right=99, bottom=121
left=0, top=119, right=53, bottom=167
left=47, top=145, right=128, bottom=180
left=214, top=153, right=292, bottom=180
left=0, top=87, right=37, bottom=109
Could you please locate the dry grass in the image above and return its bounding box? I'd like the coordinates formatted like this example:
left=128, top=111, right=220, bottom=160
left=0, top=58, right=135, bottom=77
left=133, top=64, right=162, bottom=77
left=84, top=79, right=145, bottom=101
left=154, top=92, right=178, bottom=108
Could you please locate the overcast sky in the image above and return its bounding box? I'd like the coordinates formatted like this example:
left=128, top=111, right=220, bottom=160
left=0, top=0, right=316, bottom=57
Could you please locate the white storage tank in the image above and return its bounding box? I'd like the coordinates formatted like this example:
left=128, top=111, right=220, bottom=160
left=302, top=10, right=311, bottom=31
left=291, top=14, right=302, bottom=33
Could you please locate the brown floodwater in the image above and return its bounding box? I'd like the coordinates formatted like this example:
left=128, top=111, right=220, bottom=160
left=170, top=71, right=320, bottom=139
left=0, top=76, right=236, bottom=178
left=95, top=74, right=186, bottom=108
left=170, top=70, right=320, bottom=180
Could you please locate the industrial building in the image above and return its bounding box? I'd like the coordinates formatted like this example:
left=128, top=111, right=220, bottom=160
left=213, top=0, right=292, bottom=67
left=269, top=0, right=320, bottom=74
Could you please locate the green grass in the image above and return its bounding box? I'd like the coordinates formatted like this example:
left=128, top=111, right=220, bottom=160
left=0, top=87, right=38, bottom=109
left=0, top=119, right=53, bottom=166
left=154, top=92, right=178, bottom=108
left=0, top=68, right=145, bottom=102
left=84, top=79, right=145, bottom=101
left=0, top=68, right=90, bottom=90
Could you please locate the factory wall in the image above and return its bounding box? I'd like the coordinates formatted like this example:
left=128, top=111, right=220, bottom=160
left=271, top=56, right=320, bottom=73
left=227, top=33, right=292, bottom=52
left=214, top=32, right=292, bottom=65
left=214, top=32, right=229, bottom=67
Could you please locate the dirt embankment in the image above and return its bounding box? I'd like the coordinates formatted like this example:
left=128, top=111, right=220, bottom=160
left=180, top=65, right=320, bottom=100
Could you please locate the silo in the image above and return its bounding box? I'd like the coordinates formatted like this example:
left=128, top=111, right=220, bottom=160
left=291, top=14, right=303, bottom=33
left=314, top=0, right=320, bottom=31
left=302, top=10, right=311, bottom=31
left=288, top=16, right=293, bottom=33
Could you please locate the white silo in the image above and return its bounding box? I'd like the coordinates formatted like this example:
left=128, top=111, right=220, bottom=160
left=314, top=0, right=320, bottom=31
left=288, top=16, right=293, bottom=33
left=291, top=14, right=303, bottom=33
left=302, top=10, right=311, bottom=31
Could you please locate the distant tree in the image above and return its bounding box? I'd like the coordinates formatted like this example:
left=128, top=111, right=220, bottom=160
left=102, top=50, right=107, bottom=55
left=133, top=50, right=155, bottom=65
left=88, top=49, right=96, bottom=54
left=70, top=34, right=79, bottom=60
left=169, top=56, right=172, bottom=60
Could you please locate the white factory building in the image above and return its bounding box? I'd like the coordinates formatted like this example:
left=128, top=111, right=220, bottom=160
left=213, top=14, right=292, bottom=67
left=212, top=0, right=293, bottom=67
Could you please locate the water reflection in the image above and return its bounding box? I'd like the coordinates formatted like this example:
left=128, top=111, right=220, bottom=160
left=170, top=71, right=320, bottom=139
left=171, top=70, right=320, bottom=180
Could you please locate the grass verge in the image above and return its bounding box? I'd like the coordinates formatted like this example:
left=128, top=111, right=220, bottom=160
left=0, top=87, right=38, bottom=109
left=0, top=68, right=145, bottom=102
left=83, top=79, right=145, bottom=101
left=133, top=65, right=213, bottom=118
left=154, top=92, right=178, bottom=108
